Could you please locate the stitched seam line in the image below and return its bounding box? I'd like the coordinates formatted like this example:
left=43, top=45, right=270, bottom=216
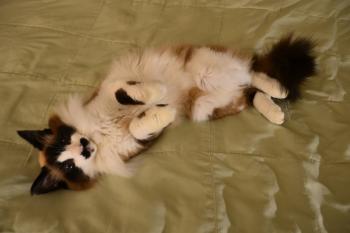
left=209, top=121, right=219, bottom=233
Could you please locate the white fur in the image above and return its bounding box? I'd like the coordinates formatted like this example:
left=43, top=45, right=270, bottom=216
left=191, top=91, right=234, bottom=122
left=187, top=48, right=251, bottom=93
left=129, top=106, right=177, bottom=140
left=253, top=92, right=285, bottom=125
left=187, top=48, right=251, bottom=121
left=55, top=47, right=255, bottom=177
left=57, top=133, right=97, bottom=177
left=252, top=73, right=288, bottom=99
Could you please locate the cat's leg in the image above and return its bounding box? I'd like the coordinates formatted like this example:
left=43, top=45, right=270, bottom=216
left=253, top=91, right=285, bottom=124
left=211, top=95, right=248, bottom=120
left=187, top=87, right=244, bottom=122
left=252, top=72, right=288, bottom=99
left=129, top=105, right=177, bottom=141
left=188, top=88, right=220, bottom=122
left=108, top=80, right=167, bottom=105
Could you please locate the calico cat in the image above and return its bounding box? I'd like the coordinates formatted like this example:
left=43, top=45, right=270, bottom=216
left=18, top=35, right=315, bottom=195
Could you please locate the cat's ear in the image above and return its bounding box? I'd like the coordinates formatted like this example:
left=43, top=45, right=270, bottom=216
left=31, top=166, right=67, bottom=195
left=48, top=115, right=63, bottom=133
left=17, top=129, right=52, bottom=150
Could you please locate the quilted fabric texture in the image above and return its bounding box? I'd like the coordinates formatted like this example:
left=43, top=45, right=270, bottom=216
left=0, top=0, right=349, bottom=233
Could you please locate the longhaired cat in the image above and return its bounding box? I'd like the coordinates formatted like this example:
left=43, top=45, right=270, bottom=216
left=18, top=35, right=315, bottom=195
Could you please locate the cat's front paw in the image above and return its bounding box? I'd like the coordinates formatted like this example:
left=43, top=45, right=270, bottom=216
left=129, top=105, right=177, bottom=140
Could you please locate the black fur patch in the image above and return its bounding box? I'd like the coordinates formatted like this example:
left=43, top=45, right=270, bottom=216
left=31, top=166, right=68, bottom=195
left=79, top=137, right=91, bottom=159
left=45, top=125, right=75, bottom=164
left=17, top=129, right=52, bottom=150
left=58, top=159, right=90, bottom=183
left=137, top=133, right=159, bottom=146
left=244, top=87, right=259, bottom=106
left=26, top=123, right=93, bottom=194
left=127, top=81, right=141, bottom=85
left=115, top=88, right=145, bottom=105
left=251, top=35, right=316, bottom=101
left=81, top=148, right=91, bottom=159
left=137, top=111, right=146, bottom=118
left=80, top=137, right=89, bottom=147
left=156, top=104, right=168, bottom=107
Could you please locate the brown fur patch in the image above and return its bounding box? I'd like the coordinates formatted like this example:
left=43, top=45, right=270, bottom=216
left=211, top=94, right=248, bottom=120
left=38, top=151, right=47, bottom=167
left=65, top=176, right=96, bottom=191
left=127, top=81, right=141, bottom=85
left=172, top=45, right=196, bottom=67
left=185, top=87, right=206, bottom=119
left=48, top=115, right=64, bottom=132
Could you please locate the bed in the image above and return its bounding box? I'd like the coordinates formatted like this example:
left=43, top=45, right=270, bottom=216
left=0, top=0, right=349, bottom=232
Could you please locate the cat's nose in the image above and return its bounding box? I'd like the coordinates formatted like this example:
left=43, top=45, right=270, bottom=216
left=80, top=137, right=89, bottom=147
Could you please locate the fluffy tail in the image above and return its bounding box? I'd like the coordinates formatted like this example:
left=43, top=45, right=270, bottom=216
left=251, top=35, right=316, bottom=101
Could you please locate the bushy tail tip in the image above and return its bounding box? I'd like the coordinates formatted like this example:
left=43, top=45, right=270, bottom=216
left=251, top=34, right=316, bottom=101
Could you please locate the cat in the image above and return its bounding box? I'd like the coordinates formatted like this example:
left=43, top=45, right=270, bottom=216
left=17, top=35, right=315, bottom=195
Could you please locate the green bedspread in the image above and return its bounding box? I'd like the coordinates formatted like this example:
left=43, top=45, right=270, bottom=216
left=1, top=0, right=349, bottom=232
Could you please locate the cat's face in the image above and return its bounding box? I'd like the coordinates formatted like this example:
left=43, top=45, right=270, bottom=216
left=17, top=116, right=97, bottom=195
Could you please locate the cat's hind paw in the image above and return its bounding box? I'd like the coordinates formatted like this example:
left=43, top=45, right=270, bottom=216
left=253, top=92, right=285, bottom=125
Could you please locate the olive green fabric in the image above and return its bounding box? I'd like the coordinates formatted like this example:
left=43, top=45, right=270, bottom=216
left=1, top=0, right=349, bottom=232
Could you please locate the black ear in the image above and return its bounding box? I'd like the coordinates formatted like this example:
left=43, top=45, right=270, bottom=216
left=31, top=166, right=68, bottom=195
left=17, top=129, right=52, bottom=150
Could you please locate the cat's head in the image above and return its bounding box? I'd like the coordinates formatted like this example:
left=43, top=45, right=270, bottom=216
left=17, top=116, right=98, bottom=195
